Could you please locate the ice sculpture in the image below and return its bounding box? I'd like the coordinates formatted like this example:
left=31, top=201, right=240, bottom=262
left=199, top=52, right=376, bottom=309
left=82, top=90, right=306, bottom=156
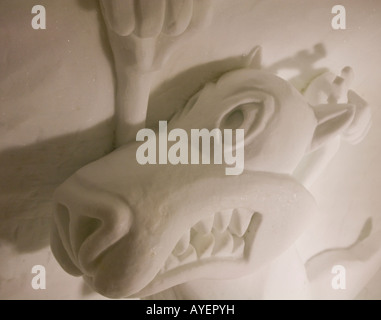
left=50, top=37, right=371, bottom=297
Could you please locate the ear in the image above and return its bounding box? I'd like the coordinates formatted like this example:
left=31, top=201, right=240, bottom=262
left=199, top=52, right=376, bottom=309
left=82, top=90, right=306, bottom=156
left=244, top=46, right=262, bottom=69
left=310, top=103, right=355, bottom=152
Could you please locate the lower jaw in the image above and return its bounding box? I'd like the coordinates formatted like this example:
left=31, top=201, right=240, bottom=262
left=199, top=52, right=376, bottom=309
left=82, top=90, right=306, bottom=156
left=130, top=258, right=252, bottom=298
left=85, top=214, right=261, bottom=298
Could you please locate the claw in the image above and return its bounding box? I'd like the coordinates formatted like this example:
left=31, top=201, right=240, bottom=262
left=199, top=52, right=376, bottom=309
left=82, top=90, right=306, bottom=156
left=100, top=0, right=135, bottom=37
left=328, top=76, right=344, bottom=103
left=340, top=66, right=354, bottom=85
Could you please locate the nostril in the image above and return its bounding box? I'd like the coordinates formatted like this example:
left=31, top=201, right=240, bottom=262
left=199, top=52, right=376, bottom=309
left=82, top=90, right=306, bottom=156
left=54, top=203, right=103, bottom=271
left=69, top=214, right=102, bottom=259
left=56, top=203, right=70, bottom=232
left=52, top=177, right=133, bottom=276
left=54, top=204, right=72, bottom=259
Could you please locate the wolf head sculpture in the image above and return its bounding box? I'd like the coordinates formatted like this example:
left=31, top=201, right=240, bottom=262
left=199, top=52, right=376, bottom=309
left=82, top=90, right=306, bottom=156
left=50, top=45, right=370, bottom=298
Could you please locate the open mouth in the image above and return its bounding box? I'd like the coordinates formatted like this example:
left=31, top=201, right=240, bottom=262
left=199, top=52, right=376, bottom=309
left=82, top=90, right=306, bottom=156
left=164, top=208, right=255, bottom=270
left=132, top=208, right=261, bottom=298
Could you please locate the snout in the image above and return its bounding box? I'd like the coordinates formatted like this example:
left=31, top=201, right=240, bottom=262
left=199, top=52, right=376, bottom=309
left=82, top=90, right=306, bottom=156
left=51, top=167, right=318, bottom=298
left=50, top=174, right=133, bottom=278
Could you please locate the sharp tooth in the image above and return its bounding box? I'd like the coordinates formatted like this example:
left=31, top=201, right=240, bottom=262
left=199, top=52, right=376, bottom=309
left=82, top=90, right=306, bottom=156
left=229, top=208, right=253, bottom=237
left=193, top=215, right=214, bottom=234
left=232, top=236, right=245, bottom=257
left=212, top=230, right=234, bottom=256
left=191, top=233, right=215, bottom=258
left=173, top=231, right=190, bottom=256
left=177, top=245, right=197, bottom=265
left=213, top=210, right=232, bottom=232
left=163, top=254, right=179, bottom=272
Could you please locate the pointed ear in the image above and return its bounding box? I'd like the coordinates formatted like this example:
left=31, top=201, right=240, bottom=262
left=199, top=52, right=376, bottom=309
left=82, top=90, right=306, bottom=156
left=310, top=103, right=355, bottom=152
left=244, top=46, right=262, bottom=69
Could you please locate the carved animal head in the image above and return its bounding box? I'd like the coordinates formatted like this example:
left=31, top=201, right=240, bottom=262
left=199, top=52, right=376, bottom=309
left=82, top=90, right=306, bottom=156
left=50, top=57, right=370, bottom=298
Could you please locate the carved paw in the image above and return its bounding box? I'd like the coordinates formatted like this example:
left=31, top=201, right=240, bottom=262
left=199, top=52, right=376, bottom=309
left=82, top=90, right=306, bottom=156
left=100, top=0, right=214, bottom=70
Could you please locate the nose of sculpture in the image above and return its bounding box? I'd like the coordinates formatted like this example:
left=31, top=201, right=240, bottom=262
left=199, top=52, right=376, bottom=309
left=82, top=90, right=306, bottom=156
left=50, top=175, right=133, bottom=277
